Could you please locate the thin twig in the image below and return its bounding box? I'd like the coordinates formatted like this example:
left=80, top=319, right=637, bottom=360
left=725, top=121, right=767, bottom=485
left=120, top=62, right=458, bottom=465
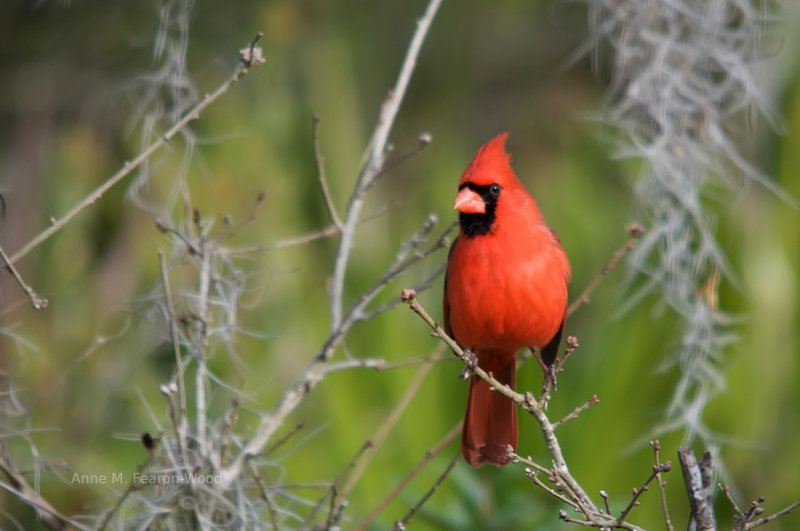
left=402, top=293, right=600, bottom=519
left=650, top=441, right=674, bottom=531
left=0, top=244, right=48, bottom=309
left=224, top=224, right=339, bottom=254
left=356, top=423, right=461, bottom=531
left=252, top=471, right=281, bottom=529
left=157, top=251, right=191, bottom=469
left=744, top=500, right=800, bottom=530
left=96, top=443, right=156, bottom=531
left=303, top=441, right=373, bottom=528
left=311, top=116, right=343, bottom=230
left=0, top=443, right=91, bottom=531
left=616, top=460, right=672, bottom=525
left=4, top=35, right=265, bottom=268
left=193, top=238, right=211, bottom=460
left=567, top=224, right=644, bottom=316
left=551, top=394, right=599, bottom=430
left=338, top=348, right=440, bottom=506
left=510, top=453, right=581, bottom=509
left=329, top=0, right=442, bottom=331
left=394, top=453, right=459, bottom=530
left=219, top=215, right=450, bottom=488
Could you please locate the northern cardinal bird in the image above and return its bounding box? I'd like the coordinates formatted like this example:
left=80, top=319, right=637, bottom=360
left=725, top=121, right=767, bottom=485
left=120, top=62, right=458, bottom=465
left=443, top=133, right=571, bottom=467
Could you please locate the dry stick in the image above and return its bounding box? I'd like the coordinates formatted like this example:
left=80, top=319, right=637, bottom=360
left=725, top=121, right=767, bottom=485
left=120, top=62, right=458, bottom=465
left=551, top=394, right=600, bottom=430
left=0, top=443, right=91, bottom=531
left=4, top=34, right=265, bottom=269
left=219, top=218, right=450, bottom=487
left=311, top=116, right=343, bottom=230
left=158, top=251, right=190, bottom=469
left=251, top=470, right=281, bottom=530
left=338, top=347, right=441, bottom=505
left=744, top=500, right=800, bottom=530
left=96, top=445, right=157, bottom=531
left=194, top=238, right=211, bottom=461
left=650, top=440, right=674, bottom=531
left=356, top=423, right=462, bottom=531
left=225, top=224, right=339, bottom=254
left=616, top=460, right=672, bottom=525
left=677, top=448, right=716, bottom=530
left=511, top=453, right=581, bottom=508
left=722, top=484, right=748, bottom=526
left=328, top=0, right=442, bottom=331
left=302, top=441, right=373, bottom=528
left=394, top=453, right=460, bottom=530
left=722, top=484, right=800, bottom=531
left=0, top=245, right=48, bottom=309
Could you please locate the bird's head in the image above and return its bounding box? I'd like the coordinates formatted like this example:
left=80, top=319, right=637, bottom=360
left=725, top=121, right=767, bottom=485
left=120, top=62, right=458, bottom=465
left=454, top=132, right=530, bottom=237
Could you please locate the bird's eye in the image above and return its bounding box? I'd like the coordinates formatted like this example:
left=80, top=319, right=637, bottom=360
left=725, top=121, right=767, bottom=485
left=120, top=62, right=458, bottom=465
left=489, top=183, right=501, bottom=197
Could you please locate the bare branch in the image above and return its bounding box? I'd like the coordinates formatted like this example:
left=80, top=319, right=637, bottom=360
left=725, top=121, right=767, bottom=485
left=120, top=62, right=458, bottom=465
left=567, top=224, right=644, bottom=316
left=329, top=0, right=442, bottom=330
left=650, top=440, right=674, bottom=531
left=357, top=424, right=461, bottom=531
left=744, top=500, right=800, bottom=530
left=0, top=244, right=48, bottom=309
left=311, top=116, right=343, bottom=230
left=4, top=35, right=265, bottom=268
left=338, top=347, right=440, bottom=507
left=678, top=448, right=716, bottom=530
left=616, top=459, right=672, bottom=526
left=552, top=394, right=600, bottom=430
left=394, top=454, right=459, bottom=530
left=0, top=443, right=91, bottom=531
left=158, top=251, right=190, bottom=468
left=402, top=293, right=602, bottom=521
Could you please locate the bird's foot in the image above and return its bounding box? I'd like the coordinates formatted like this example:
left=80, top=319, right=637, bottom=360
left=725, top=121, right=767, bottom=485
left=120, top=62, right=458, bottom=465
left=459, top=349, right=478, bottom=380
left=542, top=363, right=558, bottom=395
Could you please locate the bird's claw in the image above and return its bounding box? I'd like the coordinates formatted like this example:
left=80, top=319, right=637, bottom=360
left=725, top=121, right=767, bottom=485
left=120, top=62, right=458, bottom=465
left=459, top=349, right=478, bottom=380
left=542, top=363, right=558, bottom=394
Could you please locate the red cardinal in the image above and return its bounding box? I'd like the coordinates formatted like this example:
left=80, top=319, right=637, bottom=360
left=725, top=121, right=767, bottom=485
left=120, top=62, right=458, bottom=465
left=443, top=133, right=571, bottom=467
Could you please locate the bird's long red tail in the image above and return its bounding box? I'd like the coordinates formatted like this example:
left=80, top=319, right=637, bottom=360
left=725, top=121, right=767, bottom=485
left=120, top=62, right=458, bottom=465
left=461, top=359, right=517, bottom=467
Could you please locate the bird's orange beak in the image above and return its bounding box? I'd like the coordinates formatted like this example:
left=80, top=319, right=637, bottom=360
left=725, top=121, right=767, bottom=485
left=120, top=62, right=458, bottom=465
left=454, top=187, right=486, bottom=214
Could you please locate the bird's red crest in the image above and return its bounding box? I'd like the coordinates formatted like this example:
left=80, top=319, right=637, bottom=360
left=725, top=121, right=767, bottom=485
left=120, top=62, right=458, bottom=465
left=458, top=132, right=516, bottom=188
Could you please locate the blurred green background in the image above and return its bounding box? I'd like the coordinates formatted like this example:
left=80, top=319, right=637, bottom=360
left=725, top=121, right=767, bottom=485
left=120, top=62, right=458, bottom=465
left=1, top=1, right=798, bottom=529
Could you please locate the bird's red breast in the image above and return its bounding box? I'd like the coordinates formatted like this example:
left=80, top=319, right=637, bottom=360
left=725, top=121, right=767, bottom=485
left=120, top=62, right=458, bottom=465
left=443, top=132, right=571, bottom=467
